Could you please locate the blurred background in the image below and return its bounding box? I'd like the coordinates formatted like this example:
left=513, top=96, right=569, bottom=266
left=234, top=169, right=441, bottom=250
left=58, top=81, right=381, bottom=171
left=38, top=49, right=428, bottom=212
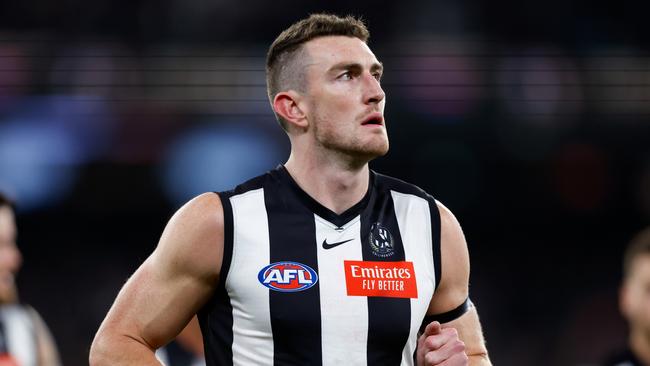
left=0, top=0, right=649, bottom=364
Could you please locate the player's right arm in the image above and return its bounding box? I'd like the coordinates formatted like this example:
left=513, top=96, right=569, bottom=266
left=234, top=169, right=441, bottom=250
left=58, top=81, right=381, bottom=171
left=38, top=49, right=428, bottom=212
left=89, top=193, right=224, bottom=365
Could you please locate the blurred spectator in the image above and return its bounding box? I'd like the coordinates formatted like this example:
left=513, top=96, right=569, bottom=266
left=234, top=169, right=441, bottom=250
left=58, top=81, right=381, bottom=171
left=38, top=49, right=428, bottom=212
left=0, top=193, right=61, bottom=366
left=605, top=227, right=650, bottom=366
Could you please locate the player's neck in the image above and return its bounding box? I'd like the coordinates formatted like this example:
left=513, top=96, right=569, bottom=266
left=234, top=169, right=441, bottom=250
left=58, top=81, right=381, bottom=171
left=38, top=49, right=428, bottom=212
left=629, top=327, right=650, bottom=365
left=284, top=153, right=370, bottom=215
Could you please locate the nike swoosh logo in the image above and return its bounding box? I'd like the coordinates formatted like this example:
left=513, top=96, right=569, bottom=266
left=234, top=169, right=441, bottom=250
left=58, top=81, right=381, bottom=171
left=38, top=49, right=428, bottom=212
left=322, top=238, right=354, bottom=250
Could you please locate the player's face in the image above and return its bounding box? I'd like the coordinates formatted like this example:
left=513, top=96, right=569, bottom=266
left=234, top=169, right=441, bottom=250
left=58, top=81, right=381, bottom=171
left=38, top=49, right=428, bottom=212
left=0, top=206, right=21, bottom=304
left=621, top=255, right=650, bottom=335
left=302, top=36, right=388, bottom=160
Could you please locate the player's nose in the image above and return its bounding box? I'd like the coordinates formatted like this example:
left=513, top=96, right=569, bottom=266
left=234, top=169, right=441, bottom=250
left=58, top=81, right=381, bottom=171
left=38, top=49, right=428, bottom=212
left=363, top=72, right=385, bottom=105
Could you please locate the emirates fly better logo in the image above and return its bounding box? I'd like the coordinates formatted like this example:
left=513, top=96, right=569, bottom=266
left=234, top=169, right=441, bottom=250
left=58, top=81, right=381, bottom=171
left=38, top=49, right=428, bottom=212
left=344, top=260, right=418, bottom=298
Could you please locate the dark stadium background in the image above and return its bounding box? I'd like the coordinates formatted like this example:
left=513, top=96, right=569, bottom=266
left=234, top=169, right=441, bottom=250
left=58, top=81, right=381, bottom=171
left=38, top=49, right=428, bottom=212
left=1, top=1, right=649, bottom=364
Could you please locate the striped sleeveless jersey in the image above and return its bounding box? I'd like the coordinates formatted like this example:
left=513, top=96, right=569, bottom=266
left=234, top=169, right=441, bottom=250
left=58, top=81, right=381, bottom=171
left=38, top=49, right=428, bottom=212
left=198, top=165, right=441, bottom=366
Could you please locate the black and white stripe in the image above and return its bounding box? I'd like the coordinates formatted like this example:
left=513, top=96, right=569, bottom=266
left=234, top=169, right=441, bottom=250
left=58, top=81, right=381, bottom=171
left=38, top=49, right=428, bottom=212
left=199, top=166, right=440, bottom=366
left=0, top=305, right=40, bottom=366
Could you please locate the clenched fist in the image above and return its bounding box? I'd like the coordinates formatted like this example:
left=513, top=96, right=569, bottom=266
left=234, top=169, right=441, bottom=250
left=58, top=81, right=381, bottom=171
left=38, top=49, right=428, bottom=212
left=416, top=321, right=468, bottom=366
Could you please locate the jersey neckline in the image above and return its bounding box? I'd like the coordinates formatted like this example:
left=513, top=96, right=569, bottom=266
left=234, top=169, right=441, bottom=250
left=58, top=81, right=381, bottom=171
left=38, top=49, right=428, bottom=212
left=275, top=164, right=375, bottom=228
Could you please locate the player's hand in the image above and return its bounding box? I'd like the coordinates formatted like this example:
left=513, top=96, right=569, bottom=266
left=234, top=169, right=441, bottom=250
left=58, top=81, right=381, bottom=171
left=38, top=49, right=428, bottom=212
left=416, top=321, right=468, bottom=366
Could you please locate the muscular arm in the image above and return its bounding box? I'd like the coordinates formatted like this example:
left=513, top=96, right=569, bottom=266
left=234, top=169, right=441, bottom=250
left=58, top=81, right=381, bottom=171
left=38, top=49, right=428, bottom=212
left=424, top=201, right=490, bottom=365
left=89, top=193, right=224, bottom=365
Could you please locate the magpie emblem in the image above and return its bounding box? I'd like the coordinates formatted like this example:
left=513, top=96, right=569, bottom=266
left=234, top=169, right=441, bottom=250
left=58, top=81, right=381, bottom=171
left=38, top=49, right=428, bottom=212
left=369, top=222, right=394, bottom=257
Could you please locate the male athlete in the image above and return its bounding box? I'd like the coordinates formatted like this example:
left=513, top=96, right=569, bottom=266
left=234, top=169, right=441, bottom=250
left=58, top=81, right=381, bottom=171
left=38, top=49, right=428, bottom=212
left=0, top=193, right=61, bottom=366
left=605, top=227, right=650, bottom=366
left=90, top=14, right=491, bottom=366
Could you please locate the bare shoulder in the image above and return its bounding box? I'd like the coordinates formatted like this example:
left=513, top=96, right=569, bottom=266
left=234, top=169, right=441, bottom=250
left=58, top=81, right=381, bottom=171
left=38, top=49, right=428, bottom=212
left=435, top=200, right=469, bottom=264
left=168, top=192, right=223, bottom=228
left=428, top=200, right=470, bottom=314
left=436, top=201, right=463, bottom=241
left=154, top=192, right=225, bottom=283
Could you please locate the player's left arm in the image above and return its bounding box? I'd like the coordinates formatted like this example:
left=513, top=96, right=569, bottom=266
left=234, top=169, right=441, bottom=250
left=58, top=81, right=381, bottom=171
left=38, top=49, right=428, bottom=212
left=420, top=200, right=490, bottom=365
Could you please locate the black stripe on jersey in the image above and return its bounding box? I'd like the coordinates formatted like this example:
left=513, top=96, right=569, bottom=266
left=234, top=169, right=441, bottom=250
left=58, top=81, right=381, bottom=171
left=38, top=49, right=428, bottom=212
left=360, top=185, right=411, bottom=365
left=373, top=172, right=442, bottom=291
left=427, top=197, right=442, bottom=292
left=217, top=191, right=235, bottom=290
left=198, top=191, right=235, bottom=366
left=0, top=314, right=7, bottom=353
left=265, top=185, right=323, bottom=366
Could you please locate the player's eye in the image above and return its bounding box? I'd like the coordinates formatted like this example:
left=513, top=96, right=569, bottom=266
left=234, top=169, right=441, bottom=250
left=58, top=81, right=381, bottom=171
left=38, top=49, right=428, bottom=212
left=338, top=71, right=353, bottom=80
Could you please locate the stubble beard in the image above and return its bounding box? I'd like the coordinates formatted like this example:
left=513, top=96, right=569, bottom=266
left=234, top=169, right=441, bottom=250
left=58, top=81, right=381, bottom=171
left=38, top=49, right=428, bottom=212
left=314, top=123, right=389, bottom=165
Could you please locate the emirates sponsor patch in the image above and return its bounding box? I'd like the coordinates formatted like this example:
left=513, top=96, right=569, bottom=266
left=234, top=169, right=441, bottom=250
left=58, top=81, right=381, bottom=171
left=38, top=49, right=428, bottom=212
left=344, top=260, right=418, bottom=298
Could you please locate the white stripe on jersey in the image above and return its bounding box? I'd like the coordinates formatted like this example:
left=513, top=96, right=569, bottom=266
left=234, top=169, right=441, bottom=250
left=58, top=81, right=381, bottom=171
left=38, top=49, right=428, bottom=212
left=315, top=214, right=368, bottom=366
left=391, top=191, right=436, bottom=366
left=227, top=189, right=274, bottom=366
left=1, top=305, right=38, bottom=366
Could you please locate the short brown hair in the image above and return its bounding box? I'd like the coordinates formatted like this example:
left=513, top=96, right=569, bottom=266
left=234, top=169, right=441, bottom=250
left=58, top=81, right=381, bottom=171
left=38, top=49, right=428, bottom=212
left=266, top=13, right=370, bottom=130
left=623, top=226, right=650, bottom=278
left=0, top=192, right=15, bottom=210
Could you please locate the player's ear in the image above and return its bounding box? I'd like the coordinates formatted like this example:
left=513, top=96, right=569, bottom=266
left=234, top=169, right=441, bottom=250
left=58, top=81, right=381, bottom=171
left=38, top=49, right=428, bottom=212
left=273, top=90, right=308, bottom=129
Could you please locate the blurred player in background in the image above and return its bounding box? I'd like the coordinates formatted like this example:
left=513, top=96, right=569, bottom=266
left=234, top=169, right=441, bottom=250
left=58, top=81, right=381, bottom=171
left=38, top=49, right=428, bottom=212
left=0, top=193, right=61, bottom=366
left=605, top=227, right=650, bottom=366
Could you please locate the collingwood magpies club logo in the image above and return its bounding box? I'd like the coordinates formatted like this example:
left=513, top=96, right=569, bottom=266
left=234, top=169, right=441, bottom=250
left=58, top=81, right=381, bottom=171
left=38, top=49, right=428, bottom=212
left=369, top=222, right=394, bottom=257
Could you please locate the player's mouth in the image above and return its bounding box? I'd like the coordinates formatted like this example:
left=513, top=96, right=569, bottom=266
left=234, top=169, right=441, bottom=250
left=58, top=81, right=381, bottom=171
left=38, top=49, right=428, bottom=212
left=361, top=112, right=384, bottom=127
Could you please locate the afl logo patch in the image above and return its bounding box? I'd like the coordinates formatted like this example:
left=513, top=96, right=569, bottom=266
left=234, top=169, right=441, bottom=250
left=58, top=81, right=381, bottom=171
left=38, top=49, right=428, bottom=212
left=369, top=222, right=395, bottom=258
left=258, top=261, right=318, bottom=292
